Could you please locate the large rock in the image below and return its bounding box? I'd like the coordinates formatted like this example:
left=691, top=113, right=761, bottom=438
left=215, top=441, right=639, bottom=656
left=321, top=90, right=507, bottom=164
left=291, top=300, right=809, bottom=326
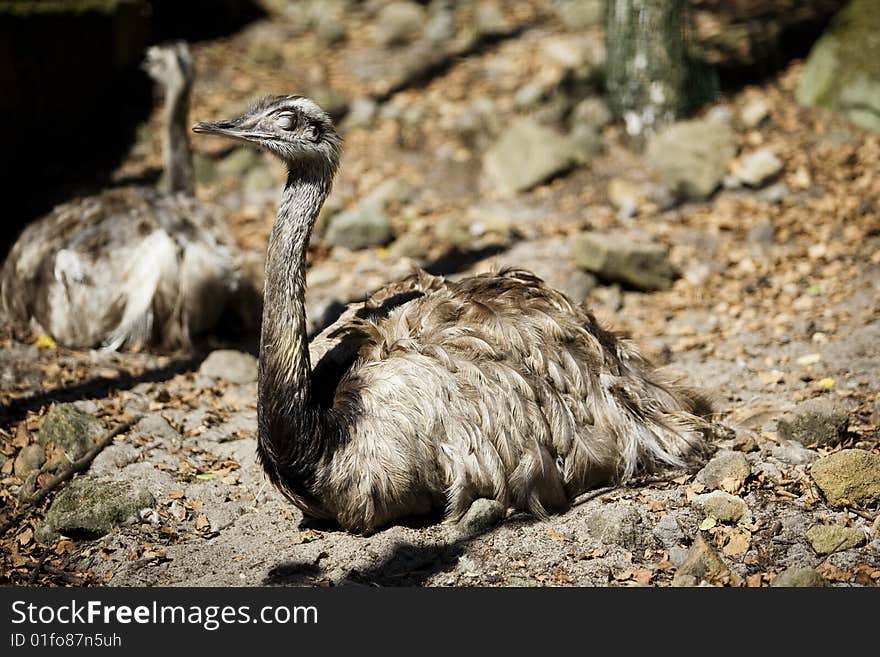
left=325, top=179, right=410, bottom=249
left=199, top=349, right=259, bottom=385
left=777, top=399, right=850, bottom=447
left=38, top=404, right=104, bottom=464
left=796, top=0, right=880, bottom=132
left=571, top=232, right=676, bottom=291
left=810, top=449, right=880, bottom=507
left=483, top=118, right=581, bottom=196
left=806, top=524, right=866, bottom=554
left=645, top=119, right=737, bottom=200
left=37, top=475, right=155, bottom=541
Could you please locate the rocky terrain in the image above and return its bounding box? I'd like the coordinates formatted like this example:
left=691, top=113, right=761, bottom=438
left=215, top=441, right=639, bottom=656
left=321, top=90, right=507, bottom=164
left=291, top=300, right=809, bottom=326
left=1, top=0, right=878, bottom=587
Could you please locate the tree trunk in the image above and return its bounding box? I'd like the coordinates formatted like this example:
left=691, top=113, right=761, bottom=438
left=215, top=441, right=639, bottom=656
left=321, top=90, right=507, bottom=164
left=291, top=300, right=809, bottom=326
left=605, top=0, right=687, bottom=139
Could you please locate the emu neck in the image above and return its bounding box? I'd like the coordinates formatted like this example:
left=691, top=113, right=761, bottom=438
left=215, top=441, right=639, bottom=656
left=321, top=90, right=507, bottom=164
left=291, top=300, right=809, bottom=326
left=258, top=165, right=332, bottom=469
left=162, top=80, right=195, bottom=195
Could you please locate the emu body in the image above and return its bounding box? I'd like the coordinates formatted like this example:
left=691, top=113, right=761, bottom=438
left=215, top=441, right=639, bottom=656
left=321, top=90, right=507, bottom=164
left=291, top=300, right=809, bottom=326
left=0, top=43, right=241, bottom=350
left=193, top=95, right=710, bottom=534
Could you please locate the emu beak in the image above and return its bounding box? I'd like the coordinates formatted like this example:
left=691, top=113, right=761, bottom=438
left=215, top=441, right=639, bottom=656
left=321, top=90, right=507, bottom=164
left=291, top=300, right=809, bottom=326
left=192, top=119, right=240, bottom=136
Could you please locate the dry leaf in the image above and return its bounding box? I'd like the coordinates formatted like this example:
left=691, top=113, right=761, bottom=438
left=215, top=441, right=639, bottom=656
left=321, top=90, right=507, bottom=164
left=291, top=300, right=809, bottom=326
left=195, top=513, right=210, bottom=531
left=722, top=531, right=750, bottom=556
left=546, top=529, right=568, bottom=542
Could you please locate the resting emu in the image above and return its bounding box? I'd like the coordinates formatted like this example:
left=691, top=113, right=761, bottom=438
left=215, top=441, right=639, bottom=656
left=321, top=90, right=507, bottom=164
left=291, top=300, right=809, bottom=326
left=193, top=95, right=711, bottom=534
left=0, top=42, right=242, bottom=350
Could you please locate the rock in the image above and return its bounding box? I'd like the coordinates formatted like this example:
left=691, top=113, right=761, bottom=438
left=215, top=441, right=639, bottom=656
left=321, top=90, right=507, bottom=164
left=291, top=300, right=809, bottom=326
left=13, top=444, right=45, bottom=478
left=777, top=399, right=850, bottom=447
left=571, top=231, right=676, bottom=291
left=483, top=117, right=580, bottom=196
left=553, top=0, right=604, bottom=30
left=37, top=475, right=155, bottom=541
left=811, top=449, right=880, bottom=507
left=748, top=219, right=776, bottom=245
left=740, top=97, right=771, bottom=128
left=645, top=119, right=737, bottom=201
left=89, top=443, right=139, bottom=476
left=692, top=490, right=751, bottom=524
left=731, top=148, right=784, bottom=187
left=38, top=404, right=104, bottom=463
left=315, top=12, right=346, bottom=45
left=373, top=1, right=426, bottom=47
left=671, top=535, right=736, bottom=587
left=134, top=415, right=179, bottom=442
left=325, top=179, right=410, bottom=249
left=199, top=350, right=259, bottom=385
left=513, top=83, right=547, bottom=109
left=806, top=524, right=866, bottom=554
left=771, top=566, right=829, bottom=587
left=770, top=440, right=819, bottom=466
left=569, top=125, right=603, bottom=166
left=585, top=502, right=642, bottom=549
left=695, top=451, right=751, bottom=493
left=652, top=513, right=685, bottom=549
left=796, top=0, right=880, bottom=132
left=756, top=182, right=790, bottom=204
left=456, top=499, right=505, bottom=538
left=570, top=96, right=612, bottom=130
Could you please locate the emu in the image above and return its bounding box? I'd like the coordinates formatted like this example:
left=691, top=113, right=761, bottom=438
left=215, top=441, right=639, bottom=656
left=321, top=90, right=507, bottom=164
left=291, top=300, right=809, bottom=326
left=193, top=95, right=711, bottom=534
left=0, top=42, right=242, bottom=350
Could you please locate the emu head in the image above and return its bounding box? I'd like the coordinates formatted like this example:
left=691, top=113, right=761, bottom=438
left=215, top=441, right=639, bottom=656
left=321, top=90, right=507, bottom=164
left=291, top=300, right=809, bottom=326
left=192, top=95, right=341, bottom=174
left=143, top=41, right=194, bottom=97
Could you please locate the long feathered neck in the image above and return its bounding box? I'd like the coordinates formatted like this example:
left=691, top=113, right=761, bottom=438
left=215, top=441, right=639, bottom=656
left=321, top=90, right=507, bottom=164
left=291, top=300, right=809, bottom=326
left=257, top=160, right=335, bottom=496
left=162, top=76, right=195, bottom=196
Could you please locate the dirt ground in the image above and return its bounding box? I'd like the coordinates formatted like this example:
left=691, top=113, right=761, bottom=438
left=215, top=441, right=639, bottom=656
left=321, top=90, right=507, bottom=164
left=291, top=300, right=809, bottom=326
left=1, top=1, right=878, bottom=587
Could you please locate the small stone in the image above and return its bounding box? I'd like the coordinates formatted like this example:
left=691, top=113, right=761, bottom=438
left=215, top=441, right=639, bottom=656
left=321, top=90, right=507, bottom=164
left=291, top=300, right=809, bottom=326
left=37, top=476, right=155, bottom=541
left=585, top=502, right=642, bottom=549
left=199, top=350, right=258, bottom=385
left=456, top=499, right=505, bottom=538
left=607, top=178, right=645, bottom=219
left=756, top=182, right=790, bottom=204
left=425, top=7, right=455, bottom=44
left=571, top=231, right=676, bottom=292
left=652, top=513, right=685, bottom=549
left=13, top=444, right=45, bottom=478
left=740, top=98, right=770, bottom=128
left=373, top=1, right=426, bottom=47
left=483, top=117, right=580, bottom=196
left=806, top=524, right=866, bottom=554
left=770, top=440, right=819, bottom=466
left=810, top=449, right=880, bottom=507
left=771, top=567, right=829, bottom=587
left=475, top=1, right=505, bottom=35
left=777, top=399, right=850, bottom=447
left=325, top=179, right=410, bottom=249
left=570, top=96, right=612, bottom=130
left=731, top=149, right=784, bottom=187
left=513, top=83, right=547, bottom=109
left=692, top=490, right=751, bottom=524
left=645, top=119, right=737, bottom=201
left=695, top=451, right=751, bottom=493
left=672, top=535, right=735, bottom=587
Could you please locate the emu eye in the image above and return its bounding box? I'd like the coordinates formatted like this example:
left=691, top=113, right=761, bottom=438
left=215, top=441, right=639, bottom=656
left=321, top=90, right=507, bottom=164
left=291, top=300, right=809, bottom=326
left=276, top=113, right=295, bottom=131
